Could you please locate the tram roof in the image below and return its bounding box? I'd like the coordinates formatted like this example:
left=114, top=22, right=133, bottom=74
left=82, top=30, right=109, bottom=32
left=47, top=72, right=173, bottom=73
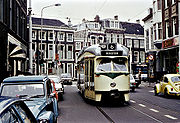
left=78, top=44, right=129, bottom=58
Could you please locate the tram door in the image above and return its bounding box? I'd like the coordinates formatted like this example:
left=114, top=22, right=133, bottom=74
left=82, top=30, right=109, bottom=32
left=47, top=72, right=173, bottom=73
left=84, top=59, right=95, bottom=99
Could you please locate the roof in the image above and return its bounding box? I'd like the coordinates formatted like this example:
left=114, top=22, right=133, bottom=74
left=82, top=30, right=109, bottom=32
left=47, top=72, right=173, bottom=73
left=120, top=22, right=144, bottom=35
left=3, top=75, right=48, bottom=83
left=0, top=96, right=20, bottom=114
left=165, top=74, right=180, bottom=78
left=28, top=17, right=69, bottom=27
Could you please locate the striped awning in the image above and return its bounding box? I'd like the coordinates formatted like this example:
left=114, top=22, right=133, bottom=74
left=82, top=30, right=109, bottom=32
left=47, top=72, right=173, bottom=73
left=9, top=45, right=26, bottom=59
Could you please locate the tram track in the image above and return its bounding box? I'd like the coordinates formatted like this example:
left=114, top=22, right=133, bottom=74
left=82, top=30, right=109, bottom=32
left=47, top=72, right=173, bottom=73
left=96, top=106, right=115, bottom=123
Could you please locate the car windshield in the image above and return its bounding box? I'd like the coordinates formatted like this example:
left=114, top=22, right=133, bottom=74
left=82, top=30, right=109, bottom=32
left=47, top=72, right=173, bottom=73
left=171, top=76, right=180, bottom=82
left=1, top=83, right=44, bottom=98
left=97, top=58, right=127, bottom=72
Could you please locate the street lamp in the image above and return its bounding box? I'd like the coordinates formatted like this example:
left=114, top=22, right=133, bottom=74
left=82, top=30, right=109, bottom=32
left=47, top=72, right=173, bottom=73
left=40, top=3, right=61, bottom=74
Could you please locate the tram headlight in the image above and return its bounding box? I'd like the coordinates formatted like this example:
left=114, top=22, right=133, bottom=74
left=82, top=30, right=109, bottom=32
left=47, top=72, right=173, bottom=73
left=110, top=82, right=116, bottom=87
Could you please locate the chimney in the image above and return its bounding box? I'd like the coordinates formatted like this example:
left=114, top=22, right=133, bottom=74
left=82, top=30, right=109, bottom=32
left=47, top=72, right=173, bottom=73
left=136, top=19, right=140, bottom=24
left=114, top=15, right=118, bottom=20
left=68, top=18, right=72, bottom=26
left=94, top=15, right=100, bottom=22
left=148, top=8, right=153, bottom=14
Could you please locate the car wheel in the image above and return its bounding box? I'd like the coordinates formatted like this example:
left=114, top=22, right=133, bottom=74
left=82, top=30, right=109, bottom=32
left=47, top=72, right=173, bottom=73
left=154, top=87, right=158, bottom=96
left=131, top=88, right=135, bottom=92
left=164, top=89, right=169, bottom=98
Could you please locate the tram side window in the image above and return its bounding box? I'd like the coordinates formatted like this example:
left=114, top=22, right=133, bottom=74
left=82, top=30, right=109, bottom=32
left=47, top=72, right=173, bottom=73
left=113, top=58, right=127, bottom=71
left=85, top=61, right=89, bottom=82
left=90, top=60, right=94, bottom=90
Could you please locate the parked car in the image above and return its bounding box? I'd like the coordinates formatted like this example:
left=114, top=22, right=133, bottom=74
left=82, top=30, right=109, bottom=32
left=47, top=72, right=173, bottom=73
left=60, top=73, right=72, bottom=85
left=130, top=74, right=136, bottom=92
left=0, top=75, right=59, bottom=122
left=51, top=79, right=59, bottom=101
left=49, top=75, right=64, bottom=100
left=154, top=74, right=180, bottom=97
left=0, top=96, right=36, bottom=123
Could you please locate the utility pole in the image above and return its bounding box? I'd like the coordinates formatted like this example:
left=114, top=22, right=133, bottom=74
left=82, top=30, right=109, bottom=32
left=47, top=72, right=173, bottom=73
left=28, top=0, right=33, bottom=74
left=178, top=1, right=180, bottom=74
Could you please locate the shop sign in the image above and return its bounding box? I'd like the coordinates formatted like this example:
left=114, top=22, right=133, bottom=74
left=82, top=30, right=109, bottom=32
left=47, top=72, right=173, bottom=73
left=162, top=37, right=179, bottom=49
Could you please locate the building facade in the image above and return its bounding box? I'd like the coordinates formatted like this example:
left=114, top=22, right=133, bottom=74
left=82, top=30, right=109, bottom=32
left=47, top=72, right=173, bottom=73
left=74, top=15, right=145, bottom=78
left=0, top=0, right=28, bottom=82
left=30, top=17, right=75, bottom=78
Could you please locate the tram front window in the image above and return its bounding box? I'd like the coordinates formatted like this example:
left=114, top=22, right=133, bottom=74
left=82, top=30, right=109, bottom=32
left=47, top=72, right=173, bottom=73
left=97, top=59, right=111, bottom=72
left=113, top=58, right=127, bottom=71
left=97, top=58, right=127, bottom=72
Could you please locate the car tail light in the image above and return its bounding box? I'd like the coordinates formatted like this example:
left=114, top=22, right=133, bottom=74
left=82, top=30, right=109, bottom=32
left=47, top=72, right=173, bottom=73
left=134, top=83, right=136, bottom=85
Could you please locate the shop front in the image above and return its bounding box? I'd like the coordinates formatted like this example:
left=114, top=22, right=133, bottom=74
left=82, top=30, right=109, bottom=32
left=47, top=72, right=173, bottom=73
left=156, top=36, right=179, bottom=80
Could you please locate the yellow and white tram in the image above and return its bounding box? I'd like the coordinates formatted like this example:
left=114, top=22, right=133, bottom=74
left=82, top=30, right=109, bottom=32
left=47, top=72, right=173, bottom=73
left=77, top=43, right=130, bottom=103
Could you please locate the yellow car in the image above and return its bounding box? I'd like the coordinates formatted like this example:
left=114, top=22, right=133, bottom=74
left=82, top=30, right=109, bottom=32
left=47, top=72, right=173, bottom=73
left=154, top=74, right=180, bottom=97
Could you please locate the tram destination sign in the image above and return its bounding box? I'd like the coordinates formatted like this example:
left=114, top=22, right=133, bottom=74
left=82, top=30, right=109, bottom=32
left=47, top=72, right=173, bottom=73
left=101, top=51, right=122, bottom=56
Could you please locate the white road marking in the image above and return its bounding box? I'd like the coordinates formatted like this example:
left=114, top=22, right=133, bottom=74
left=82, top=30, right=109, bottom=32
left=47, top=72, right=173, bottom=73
left=130, top=100, right=136, bottom=103
left=139, top=104, right=146, bottom=107
left=149, top=108, right=159, bottom=113
left=130, top=106, right=163, bottom=123
left=164, top=115, right=178, bottom=120
left=149, top=90, right=154, bottom=93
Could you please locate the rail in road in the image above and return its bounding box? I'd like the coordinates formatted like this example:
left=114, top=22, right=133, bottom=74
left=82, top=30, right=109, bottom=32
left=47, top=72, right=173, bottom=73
left=58, top=84, right=180, bottom=123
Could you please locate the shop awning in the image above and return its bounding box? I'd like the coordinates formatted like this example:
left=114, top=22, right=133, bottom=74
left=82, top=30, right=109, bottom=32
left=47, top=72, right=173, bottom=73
left=9, top=45, right=26, bottom=59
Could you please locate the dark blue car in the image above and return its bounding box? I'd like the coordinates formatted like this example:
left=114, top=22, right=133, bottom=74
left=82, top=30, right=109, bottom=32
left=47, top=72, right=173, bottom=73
left=0, top=75, right=58, bottom=123
left=0, top=96, right=37, bottom=123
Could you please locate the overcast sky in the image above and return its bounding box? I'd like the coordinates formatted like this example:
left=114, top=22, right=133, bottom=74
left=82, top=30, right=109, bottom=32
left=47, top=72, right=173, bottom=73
left=31, top=0, right=153, bottom=25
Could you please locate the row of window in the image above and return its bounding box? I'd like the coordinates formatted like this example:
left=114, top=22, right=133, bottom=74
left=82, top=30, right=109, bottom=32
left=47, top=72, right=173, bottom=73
left=102, top=20, right=122, bottom=29
left=164, top=0, right=176, bottom=9
left=0, top=0, right=26, bottom=40
left=32, top=30, right=73, bottom=41
left=32, top=43, right=74, bottom=60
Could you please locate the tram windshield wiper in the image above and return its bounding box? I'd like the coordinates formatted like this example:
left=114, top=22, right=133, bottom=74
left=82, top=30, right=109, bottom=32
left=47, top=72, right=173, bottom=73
left=29, top=95, right=44, bottom=98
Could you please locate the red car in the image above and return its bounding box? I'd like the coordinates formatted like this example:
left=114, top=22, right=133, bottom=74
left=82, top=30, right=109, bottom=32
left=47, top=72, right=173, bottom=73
left=51, top=79, right=59, bottom=101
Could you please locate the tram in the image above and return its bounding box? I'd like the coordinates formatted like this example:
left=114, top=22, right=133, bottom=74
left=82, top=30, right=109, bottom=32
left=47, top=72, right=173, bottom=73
left=77, top=43, right=130, bottom=103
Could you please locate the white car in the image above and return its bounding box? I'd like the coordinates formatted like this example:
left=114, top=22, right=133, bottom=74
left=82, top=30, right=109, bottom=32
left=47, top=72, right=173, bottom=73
left=48, top=75, right=64, bottom=100
left=130, top=74, right=136, bottom=92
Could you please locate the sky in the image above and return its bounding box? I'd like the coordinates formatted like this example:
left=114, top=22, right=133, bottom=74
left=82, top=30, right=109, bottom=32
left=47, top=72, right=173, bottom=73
left=30, top=0, right=153, bottom=25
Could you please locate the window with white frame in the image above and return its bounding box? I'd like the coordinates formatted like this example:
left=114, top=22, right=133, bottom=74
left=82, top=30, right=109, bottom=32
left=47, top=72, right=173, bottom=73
left=134, top=51, right=139, bottom=63
left=150, top=27, right=154, bottom=49
left=75, top=52, right=78, bottom=63
left=158, top=23, right=162, bottom=39
left=157, top=0, right=162, bottom=10
left=60, top=63, right=65, bottom=74
left=172, top=18, right=177, bottom=36
left=172, top=0, right=175, bottom=5
left=59, top=32, right=64, bottom=41
left=68, top=63, right=73, bottom=76
left=48, top=44, right=53, bottom=59
left=126, top=39, right=132, bottom=47
left=67, top=33, right=73, bottom=42
left=67, top=45, right=73, bottom=59
left=153, top=24, right=157, bottom=40
left=59, top=45, right=65, bottom=59
left=140, top=40, right=145, bottom=48
left=39, top=31, right=46, bottom=40
left=134, top=40, right=139, bottom=48
left=164, top=0, right=168, bottom=8
left=76, top=42, right=81, bottom=50
left=145, top=29, right=149, bottom=51
left=115, top=22, right=119, bottom=28
left=32, top=30, right=36, bottom=39
left=165, top=21, right=169, bottom=39
left=48, top=32, right=54, bottom=40
left=140, top=51, right=145, bottom=63
left=111, top=21, right=114, bottom=28
left=95, top=23, right=98, bottom=28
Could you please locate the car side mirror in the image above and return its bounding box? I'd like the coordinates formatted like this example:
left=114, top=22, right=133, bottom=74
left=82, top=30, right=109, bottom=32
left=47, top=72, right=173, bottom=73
left=50, top=93, right=55, bottom=98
